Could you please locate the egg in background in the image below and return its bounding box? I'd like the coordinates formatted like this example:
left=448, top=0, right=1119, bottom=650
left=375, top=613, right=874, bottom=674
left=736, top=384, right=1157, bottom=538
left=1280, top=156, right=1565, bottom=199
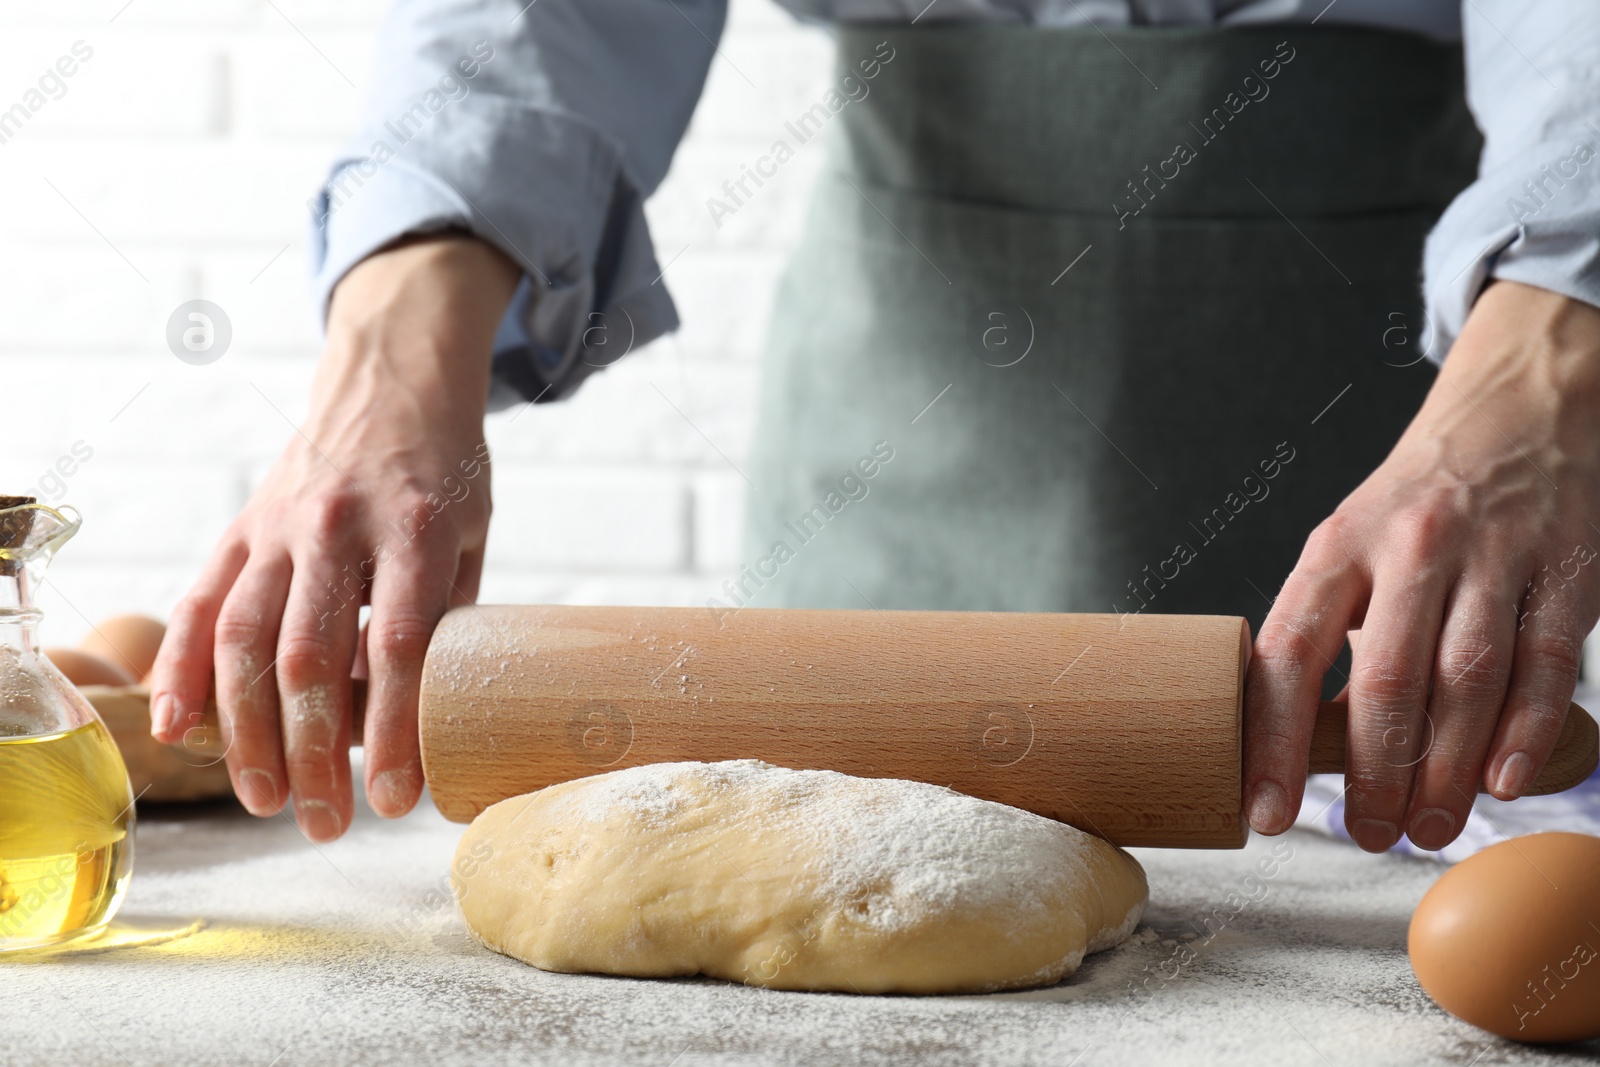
left=80, top=614, right=167, bottom=682
left=1409, top=831, right=1600, bottom=1043
left=43, top=647, right=136, bottom=688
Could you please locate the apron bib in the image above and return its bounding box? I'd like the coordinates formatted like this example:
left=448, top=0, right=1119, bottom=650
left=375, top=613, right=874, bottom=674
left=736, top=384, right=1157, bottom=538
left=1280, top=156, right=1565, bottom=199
left=739, top=25, right=1480, bottom=636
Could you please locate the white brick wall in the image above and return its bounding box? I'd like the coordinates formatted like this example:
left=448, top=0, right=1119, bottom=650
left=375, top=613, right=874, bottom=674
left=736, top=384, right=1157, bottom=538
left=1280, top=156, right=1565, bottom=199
left=0, top=0, right=830, bottom=645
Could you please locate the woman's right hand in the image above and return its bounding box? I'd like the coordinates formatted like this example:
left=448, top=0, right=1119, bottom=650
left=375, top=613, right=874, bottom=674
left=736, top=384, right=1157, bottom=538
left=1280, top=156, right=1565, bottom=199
left=148, top=234, right=521, bottom=841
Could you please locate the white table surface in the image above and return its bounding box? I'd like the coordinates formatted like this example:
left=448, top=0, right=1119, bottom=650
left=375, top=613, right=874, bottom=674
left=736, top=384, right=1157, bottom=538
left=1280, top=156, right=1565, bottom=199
left=10, top=752, right=1600, bottom=1066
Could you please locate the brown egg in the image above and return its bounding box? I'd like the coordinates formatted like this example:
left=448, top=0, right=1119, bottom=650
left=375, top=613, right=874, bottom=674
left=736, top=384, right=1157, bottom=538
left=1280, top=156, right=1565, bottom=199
left=81, top=614, right=167, bottom=682
left=1409, top=832, right=1600, bottom=1043
left=43, top=647, right=137, bottom=688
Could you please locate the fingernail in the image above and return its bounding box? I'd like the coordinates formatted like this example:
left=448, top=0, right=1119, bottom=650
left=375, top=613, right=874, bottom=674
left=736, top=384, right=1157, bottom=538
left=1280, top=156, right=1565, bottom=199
left=295, top=799, right=345, bottom=843
left=1351, top=819, right=1399, bottom=852
left=1408, top=807, right=1455, bottom=851
left=1495, top=751, right=1533, bottom=798
left=150, top=693, right=172, bottom=738
left=1247, top=780, right=1289, bottom=833
left=368, top=769, right=412, bottom=817
left=237, top=769, right=281, bottom=815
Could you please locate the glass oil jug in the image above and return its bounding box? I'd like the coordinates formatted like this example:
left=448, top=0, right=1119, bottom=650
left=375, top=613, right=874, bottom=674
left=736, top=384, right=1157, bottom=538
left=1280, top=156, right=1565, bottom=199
left=0, top=497, right=134, bottom=951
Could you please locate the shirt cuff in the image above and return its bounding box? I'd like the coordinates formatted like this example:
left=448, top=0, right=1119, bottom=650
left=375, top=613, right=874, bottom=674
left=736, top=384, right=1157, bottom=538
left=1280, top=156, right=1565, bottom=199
left=307, top=98, right=679, bottom=405
left=1423, top=130, right=1600, bottom=363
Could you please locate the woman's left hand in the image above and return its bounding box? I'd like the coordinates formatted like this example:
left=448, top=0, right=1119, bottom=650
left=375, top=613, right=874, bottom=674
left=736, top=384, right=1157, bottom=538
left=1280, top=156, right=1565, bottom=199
left=1244, top=280, right=1600, bottom=852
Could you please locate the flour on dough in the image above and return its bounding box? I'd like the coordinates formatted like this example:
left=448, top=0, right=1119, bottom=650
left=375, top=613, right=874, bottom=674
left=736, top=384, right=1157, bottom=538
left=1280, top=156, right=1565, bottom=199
left=451, top=760, right=1148, bottom=995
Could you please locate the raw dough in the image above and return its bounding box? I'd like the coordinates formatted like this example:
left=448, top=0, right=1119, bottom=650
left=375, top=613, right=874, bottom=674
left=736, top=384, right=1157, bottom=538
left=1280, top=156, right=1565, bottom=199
left=452, top=760, right=1147, bottom=994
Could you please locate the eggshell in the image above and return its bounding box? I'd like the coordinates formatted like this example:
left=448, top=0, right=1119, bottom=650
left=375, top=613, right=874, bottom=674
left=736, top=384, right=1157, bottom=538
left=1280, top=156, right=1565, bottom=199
left=1409, top=832, right=1600, bottom=1043
left=43, top=647, right=137, bottom=688
left=81, top=614, right=167, bottom=682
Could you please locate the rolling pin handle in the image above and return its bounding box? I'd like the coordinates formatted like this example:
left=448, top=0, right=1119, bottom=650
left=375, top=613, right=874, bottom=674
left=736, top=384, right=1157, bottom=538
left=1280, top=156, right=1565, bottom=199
left=1306, top=699, right=1598, bottom=795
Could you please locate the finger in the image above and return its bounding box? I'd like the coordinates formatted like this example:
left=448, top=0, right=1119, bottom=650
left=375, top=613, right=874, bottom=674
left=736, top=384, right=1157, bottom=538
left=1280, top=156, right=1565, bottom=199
left=212, top=555, right=294, bottom=816
left=148, top=537, right=248, bottom=743
left=1244, top=528, right=1368, bottom=835
left=1484, top=593, right=1588, bottom=800
left=276, top=513, right=364, bottom=842
left=1343, top=559, right=1449, bottom=853
left=363, top=544, right=454, bottom=818
left=1402, top=578, right=1518, bottom=850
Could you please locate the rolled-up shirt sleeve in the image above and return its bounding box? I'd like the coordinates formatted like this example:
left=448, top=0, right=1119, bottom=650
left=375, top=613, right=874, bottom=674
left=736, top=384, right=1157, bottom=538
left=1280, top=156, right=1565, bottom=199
left=308, top=0, right=726, bottom=405
left=1422, top=1, right=1600, bottom=363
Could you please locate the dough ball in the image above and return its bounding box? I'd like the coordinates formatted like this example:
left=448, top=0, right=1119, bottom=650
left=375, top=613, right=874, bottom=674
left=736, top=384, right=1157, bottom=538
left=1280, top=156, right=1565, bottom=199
left=453, top=760, right=1147, bottom=994
left=81, top=615, right=166, bottom=682
left=44, top=647, right=136, bottom=688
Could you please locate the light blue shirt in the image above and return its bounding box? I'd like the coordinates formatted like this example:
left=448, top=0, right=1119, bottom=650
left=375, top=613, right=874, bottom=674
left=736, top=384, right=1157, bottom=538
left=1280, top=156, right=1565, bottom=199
left=307, top=0, right=1600, bottom=403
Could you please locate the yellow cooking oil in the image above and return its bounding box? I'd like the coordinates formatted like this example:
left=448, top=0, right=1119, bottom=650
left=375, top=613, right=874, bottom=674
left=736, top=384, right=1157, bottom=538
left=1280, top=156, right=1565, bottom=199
left=0, top=718, right=133, bottom=950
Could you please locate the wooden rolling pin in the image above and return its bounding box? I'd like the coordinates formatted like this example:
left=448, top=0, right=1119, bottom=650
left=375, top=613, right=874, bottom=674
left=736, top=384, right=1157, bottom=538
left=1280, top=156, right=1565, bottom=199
left=411, top=606, right=1600, bottom=849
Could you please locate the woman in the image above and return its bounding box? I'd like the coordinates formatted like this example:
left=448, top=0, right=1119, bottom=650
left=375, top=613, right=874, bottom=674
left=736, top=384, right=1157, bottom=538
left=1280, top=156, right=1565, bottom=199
left=150, top=0, right=1600, bottom=858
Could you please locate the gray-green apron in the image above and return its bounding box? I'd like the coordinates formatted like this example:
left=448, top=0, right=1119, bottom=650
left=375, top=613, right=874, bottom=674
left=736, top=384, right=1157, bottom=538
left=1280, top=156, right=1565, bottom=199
left=739, top=25, right=1480, bottom=639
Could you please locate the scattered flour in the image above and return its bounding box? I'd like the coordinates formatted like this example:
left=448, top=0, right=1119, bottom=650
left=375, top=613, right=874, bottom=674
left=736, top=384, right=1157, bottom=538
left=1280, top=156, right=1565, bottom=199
left=26, top=742, right=1595, bottom=1065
